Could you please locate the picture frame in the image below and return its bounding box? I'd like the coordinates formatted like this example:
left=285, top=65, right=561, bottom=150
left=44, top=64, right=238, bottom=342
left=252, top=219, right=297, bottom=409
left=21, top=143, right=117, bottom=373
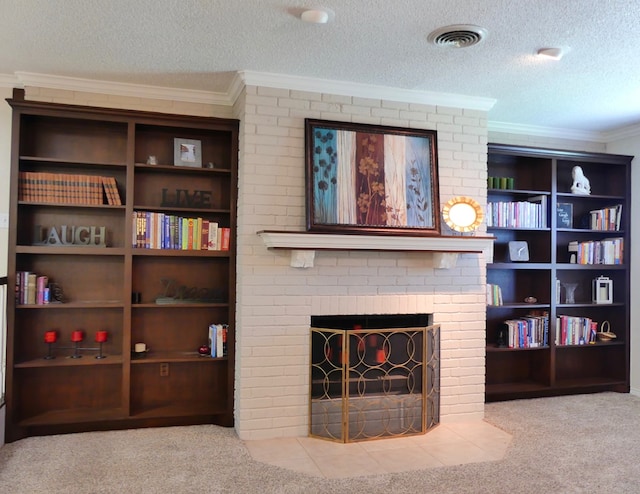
left=305, top=119, right=440, bottom=235
left=556, top=203, right=573, bottom=228
left=174, top=138, right=202, bottom=167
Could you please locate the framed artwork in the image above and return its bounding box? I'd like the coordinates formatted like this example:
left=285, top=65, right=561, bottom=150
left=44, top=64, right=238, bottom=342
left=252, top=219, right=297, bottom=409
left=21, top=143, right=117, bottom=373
left=305, top=119, right=440, bottom=235
left=174, top=138, right=202, bottom=167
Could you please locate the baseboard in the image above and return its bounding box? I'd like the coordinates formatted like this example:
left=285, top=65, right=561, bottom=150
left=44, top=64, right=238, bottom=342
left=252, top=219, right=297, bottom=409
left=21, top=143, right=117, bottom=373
left=630, top=387, right=640, bottom=397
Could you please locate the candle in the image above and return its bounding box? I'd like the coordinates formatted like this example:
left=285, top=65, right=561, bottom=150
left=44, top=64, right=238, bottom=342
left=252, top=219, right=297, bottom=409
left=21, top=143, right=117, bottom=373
left=134, top=342, right=146, bottom=353
left=71, top=330, right=84, bottom=342
left=95, top=330, right=108, bottom=343
left=44, top=330, right=57, bottom=343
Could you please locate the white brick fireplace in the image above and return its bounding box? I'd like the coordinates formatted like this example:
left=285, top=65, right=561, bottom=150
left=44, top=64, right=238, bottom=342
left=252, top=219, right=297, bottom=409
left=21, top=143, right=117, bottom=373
left=233, top=79, right=490, bottom=440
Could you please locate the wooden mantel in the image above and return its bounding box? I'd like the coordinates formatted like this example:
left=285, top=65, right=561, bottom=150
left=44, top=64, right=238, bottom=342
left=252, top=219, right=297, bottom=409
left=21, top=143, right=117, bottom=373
left=257, top=230, right=495, bottom=268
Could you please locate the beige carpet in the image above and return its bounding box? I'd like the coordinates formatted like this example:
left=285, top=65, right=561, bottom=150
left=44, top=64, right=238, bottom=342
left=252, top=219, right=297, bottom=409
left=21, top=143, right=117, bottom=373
left=1, top=392, right=639, bottom=493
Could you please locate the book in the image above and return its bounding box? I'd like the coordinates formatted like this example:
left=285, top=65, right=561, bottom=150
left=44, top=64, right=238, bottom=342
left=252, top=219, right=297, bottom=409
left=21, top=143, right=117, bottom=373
left=201, top=220, right=210, bottom=250
left=221, top=227, right=230, bottom=251
left=208, top=324, right=218, bottom=357
left=208, top=222, right=219, bottom=250
left=216, top=324, right=224, bottom=358
left=36, top=275, right=48, bottom=305
left=27, top=273, right=37, bottom=305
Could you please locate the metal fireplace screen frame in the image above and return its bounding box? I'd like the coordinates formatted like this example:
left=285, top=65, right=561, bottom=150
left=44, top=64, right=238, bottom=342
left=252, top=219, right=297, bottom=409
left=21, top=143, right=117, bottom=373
left=309, top=324, right=440, bottom=443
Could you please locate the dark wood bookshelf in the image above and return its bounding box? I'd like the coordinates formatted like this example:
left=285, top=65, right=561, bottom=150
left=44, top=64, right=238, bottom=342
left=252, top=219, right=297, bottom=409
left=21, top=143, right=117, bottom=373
left=486, top=143, right=632, bottom=402
left=4, top=89, right=238, bottom=442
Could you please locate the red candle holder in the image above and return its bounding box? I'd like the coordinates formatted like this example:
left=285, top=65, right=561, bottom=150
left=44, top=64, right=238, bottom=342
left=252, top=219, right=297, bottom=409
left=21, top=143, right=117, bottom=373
left=95, top=331, right=108, bottom=359
left=71, top=330, right=84, bottom=358
left=71, top=330, right=84, bottom=342
left=43, top=330, right=58, bottom=359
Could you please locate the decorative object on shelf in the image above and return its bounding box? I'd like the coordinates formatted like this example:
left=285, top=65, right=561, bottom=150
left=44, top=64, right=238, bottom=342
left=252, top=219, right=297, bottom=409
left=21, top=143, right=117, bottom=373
left=488, top=176, right=514, bottom=189
left=198, top=344, right=211, bottom=356
left=568, top=241, right=578, bottom=263
left=95, top=330, right=108, bottom=359
left=33, top=225, right=107, bottom=247
left=442, top=196, right=484, bottom=234
left=160, top=188, right=213, bottom=208
left=43, top=330, right=58, bottom=360
left=146, top=155, right=157, bottom=165
left=497, top=326, right=508, bottom=348
left=592, top=276, right=613, bottom=304
left=304, top=118, right=440, bottom=235
left=174, top=138, right=202, bottom=167
left=508, top=241, right=529, bottom=262
left=131, top=292, right=141, bottom=304
left=597, top=320, right=617, bottom=341
left=570, top=165, right=591, bottom=195
left=48, top=283, right=65, bottom=303
left=561, top=282, right=579, bottom=304
left=70, top=330, right=84, bottom=359
left=556, top=203, right=573, bottom=228
left=524, top=296, right=537, bottom=304
left=155, top=278, right=226, bottom=304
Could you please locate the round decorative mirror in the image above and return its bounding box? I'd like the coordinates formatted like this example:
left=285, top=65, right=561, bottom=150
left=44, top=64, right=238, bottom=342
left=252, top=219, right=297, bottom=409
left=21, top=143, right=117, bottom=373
left=442, top=196, right=484, bottom=233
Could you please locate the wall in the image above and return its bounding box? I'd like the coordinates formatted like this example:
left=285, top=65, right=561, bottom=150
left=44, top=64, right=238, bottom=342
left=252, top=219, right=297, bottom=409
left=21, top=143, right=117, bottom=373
left=0, top=87, right=12, bottom=277
left=234, top=85, right=490, bottom=440
left=604, top=136, right=639, bottom=395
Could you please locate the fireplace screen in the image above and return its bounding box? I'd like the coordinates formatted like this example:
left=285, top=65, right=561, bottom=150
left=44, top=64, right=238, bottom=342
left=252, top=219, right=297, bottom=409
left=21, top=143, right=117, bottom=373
left=310, top=319, right=440, bottom=443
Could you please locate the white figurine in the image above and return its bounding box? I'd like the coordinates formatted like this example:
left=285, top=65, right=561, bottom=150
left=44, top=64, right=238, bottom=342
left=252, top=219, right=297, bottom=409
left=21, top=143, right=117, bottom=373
left=570, top=166, right=591, bottom=195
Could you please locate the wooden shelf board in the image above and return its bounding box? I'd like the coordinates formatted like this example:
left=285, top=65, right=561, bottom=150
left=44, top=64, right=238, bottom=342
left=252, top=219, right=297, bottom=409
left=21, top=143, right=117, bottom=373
left=18, top=201, right=126, bottom=210
left=132, top=302, right=228, bottom=309
left=17, top=301, right=124, bottom=309
left=131, top=248, right=229, bottom=257
left=16, top=246, right=126, bottom=256
left=130, top=403, right=227, bottom=419
left=20, top=156, right=127, bottom=168
left=130, top=352, right=228, bottom=364
left=486, top=345, right=550, bottom=353
left=134, top=163, right=231, bottom=175
left=18, top=407, right=128, bottom=427
left=15, top=355, right=123, bottom=368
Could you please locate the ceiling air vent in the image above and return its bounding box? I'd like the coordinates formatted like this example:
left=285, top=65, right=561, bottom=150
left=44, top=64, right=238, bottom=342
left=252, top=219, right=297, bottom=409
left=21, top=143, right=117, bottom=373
left=427, top=24, right=487, bottom=48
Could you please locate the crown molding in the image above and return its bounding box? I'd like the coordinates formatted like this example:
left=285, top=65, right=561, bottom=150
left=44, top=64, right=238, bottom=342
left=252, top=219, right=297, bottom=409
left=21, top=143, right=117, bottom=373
left=12, top=72, right=232, bottom=106
left=602, top=123, right=640, bottom=142
left=488, top=120, right=606, bottom=142
left=238, top=70, right=496, bottom=111
left=0, top=73, right=20, bottom=88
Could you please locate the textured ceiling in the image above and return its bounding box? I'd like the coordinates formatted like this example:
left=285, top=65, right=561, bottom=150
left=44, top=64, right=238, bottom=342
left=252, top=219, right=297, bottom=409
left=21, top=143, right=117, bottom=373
left=1, top=0, right=639, bottom=134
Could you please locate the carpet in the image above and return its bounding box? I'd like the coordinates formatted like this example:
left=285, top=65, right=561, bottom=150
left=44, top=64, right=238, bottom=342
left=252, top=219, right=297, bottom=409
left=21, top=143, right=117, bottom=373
left=1, top=392, right=639, bottom=493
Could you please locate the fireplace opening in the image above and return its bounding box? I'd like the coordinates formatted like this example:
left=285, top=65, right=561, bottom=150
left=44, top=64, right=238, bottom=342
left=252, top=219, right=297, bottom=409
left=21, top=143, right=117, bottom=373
left=309, top=314, right=440, bottom=443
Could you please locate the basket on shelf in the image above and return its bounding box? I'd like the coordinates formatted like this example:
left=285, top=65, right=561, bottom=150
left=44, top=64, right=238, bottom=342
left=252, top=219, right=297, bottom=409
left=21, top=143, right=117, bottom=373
left=597, top=320, right=617, bottom=342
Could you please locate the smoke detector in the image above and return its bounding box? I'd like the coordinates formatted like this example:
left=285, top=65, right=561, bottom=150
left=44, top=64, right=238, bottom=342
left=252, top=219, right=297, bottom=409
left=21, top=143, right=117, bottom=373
left=427, top=24, right=488, bottom=48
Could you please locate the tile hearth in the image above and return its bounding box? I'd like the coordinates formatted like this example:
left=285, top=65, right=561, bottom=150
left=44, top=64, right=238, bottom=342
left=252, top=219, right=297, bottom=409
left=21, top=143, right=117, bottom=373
left=244, top=420, right=511, bottom=479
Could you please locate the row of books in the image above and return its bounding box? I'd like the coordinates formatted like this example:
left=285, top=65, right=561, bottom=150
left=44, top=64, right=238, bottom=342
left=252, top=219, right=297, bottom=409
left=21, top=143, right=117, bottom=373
left=486, top=283, right=503, bottom=306
left=568, top=237, right=624, bottom=264
left=502, top=313, right=549, bottom=349
left=589, top=204, right=622, bottom=231
left=556, top=315, right=597, bottom=346
left=133, top=211, right=230, bottom=250
left=18, top=171, right=122, bottom=205
left=486, top=196, right=547, bottom=228
left=15, top=272, right=50, bottom=305
left=208, top=324, right=229, bottom=358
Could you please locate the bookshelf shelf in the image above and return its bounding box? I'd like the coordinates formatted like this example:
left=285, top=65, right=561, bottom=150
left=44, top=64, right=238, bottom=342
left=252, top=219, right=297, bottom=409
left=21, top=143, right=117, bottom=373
left=5, top=91, right=238, bottom=442
left=486, top=143, right=631, bottom=403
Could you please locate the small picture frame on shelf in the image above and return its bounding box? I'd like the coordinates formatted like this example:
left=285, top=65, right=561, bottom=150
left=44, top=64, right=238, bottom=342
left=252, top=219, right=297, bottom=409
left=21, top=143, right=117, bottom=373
left=174, top=138, right=202, bottom=167
left=556, top=203, right=573, bottom=228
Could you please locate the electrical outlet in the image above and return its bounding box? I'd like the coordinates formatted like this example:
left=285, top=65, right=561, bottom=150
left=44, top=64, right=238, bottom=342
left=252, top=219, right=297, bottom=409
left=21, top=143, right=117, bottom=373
left=0, top=213, right=8, bottom=228
left=160, top=363, right=169, bottom=377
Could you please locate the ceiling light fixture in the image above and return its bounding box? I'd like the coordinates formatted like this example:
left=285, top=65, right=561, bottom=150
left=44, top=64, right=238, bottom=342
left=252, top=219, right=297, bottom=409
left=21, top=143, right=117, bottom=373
left=301, top=9, right=330, bottom=24
left=537, top=47, right=564, bottom=60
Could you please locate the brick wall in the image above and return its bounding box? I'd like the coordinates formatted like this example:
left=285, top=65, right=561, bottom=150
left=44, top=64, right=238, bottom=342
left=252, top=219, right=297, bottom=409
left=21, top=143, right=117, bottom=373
left=234, top=85, right=490, bottom=440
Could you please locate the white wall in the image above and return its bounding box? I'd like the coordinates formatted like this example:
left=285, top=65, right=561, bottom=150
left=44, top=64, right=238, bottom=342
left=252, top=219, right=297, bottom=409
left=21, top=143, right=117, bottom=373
left=604, top=137, right=639, bottom=395
left=0, top=87, right=13, bottom=277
